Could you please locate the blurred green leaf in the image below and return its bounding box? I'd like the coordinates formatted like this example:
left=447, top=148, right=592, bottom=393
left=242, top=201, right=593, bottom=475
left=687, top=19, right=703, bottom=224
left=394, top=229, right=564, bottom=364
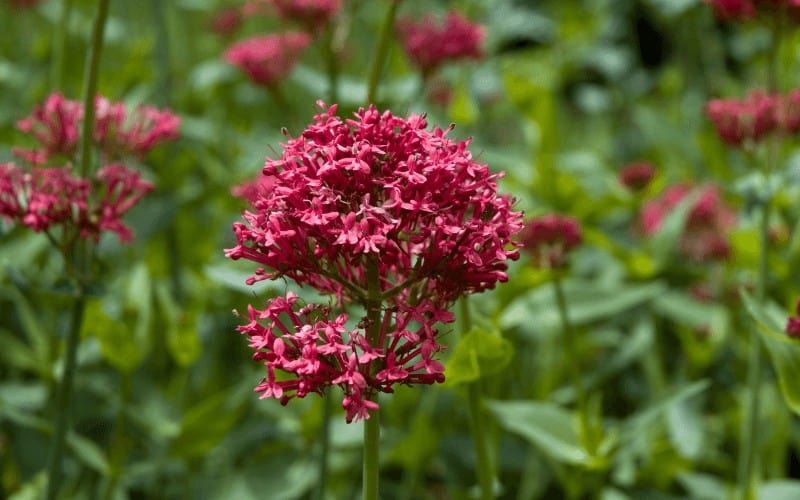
left=676, top=472, right=729, bottom=500
left=155, top=281, right=201, bottom=367
left=445, top=328, right=513, bottom=385
left=758, top=480, right=800, bottom=500
left=169, top=389, right=247, bottom=459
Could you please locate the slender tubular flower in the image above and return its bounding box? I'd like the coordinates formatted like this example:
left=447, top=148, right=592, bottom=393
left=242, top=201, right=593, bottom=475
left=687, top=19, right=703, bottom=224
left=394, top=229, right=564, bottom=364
left=227, top=102, right=523, bottom=421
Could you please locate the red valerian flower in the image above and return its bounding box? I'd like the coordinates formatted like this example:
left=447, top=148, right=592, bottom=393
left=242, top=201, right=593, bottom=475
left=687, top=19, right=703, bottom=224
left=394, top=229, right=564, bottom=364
left=786, top=299, right=800, bottom=338
left=14, top=93, right=83, bottom=164
left=705, top=0, right=800, bottom=21
left=224, top=32, right=312, bottom=88
left=0, top=162, right=153, bottom=243
left=519, top=214, right=582, bottom=270
left=227, top=102, right=523, bottom=421
left=209, top=6, right=243, bottom=37
left=231, top=174, right=276, bottom=204
left=396, top=11, right=485, bottom=78
left=272, top=0, right=342, bottom=30
left=640, top=184, right=737, bottom=262
left=705, top=91, right=779, bottom=147
left=619, top=162, right=656, bottom=192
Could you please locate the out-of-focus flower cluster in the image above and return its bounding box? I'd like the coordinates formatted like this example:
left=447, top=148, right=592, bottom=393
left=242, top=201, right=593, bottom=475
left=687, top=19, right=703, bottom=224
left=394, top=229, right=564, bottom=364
left=705, top=0, right=800, bottom=21
left=396, top=11, right=485, bottom=78
left=224, top=32, right=312, bottom=88
left=13, top=92, right=180, bottom=165
left=227, top=102, right=523, bottom=421
left=640, top=184, right=737, bottom=262
left=519, top=214, right=582, bottom=270
left=2, top=0, right=43, bottom=9
left=1, top=92, right=179, bottom=244
left=619, top=162, right=656, bottom=193
left=786, top=299, right=800, bottom=338
left=705, top=90, right=800, bottom=147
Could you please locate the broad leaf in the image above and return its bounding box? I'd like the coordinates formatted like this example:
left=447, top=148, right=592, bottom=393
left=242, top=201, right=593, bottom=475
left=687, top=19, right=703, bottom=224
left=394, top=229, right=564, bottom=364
left=446, top=328, right=513, bottom=385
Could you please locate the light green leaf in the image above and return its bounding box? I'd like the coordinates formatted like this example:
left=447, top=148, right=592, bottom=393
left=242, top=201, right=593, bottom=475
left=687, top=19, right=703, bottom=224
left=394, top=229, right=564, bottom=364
left=621, top=380, right=709, bottom=441
left=758, top=480, right=800, bottom=500
left=155, top=282, right=201, bottom=367
left=445, top=328, right=513, bottom=385
left=169, top=390, right=246, bottom=459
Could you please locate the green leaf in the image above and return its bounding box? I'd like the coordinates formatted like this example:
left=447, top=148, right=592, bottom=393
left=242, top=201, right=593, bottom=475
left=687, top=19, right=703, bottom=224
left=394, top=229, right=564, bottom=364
left=487, top=400, right=601, bottom=466
left=169, top=389, right=247, bottom=459
left=646, top=189, right=700, bottom=267
left=676, top=472, right=729, bottom=500
left=741, top=291, right=800, bottom=415
left=758, top=480, right=800, bottom=500
left=66, top=432, right=110, bottom=475
left=155, top=282, right=201, bottom=367
left=445, top=328, right=513, bottom=385
left=620, top=380, right=710, bottom=445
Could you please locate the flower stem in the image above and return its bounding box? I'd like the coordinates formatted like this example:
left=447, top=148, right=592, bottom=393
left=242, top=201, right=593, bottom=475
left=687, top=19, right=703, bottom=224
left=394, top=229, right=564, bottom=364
left=363, top=258, right=382, bottom=500
left=366, top=0, right=400, bottom=104
left=50, top=0, right=74, bottom=91
left=460, top=298, right=495, bottom=500
left=78, top=0, right=110, bottom=179
left=552, top=276, right=594, bottom=455
left=45, top=285, right=86, bottom=500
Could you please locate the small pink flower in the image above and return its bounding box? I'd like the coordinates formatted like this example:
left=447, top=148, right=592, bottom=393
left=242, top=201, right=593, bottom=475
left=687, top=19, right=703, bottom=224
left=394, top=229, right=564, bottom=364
left=231, top=174, right=276, bottom=204
left=619, top=162, right=656, bottom=192
left=786, top=299, right=800, bottom=338
left=209, top=7, right=243, bottom=37
left=396, top=11, right=485, bottom=77
left=224, top=32, right=312, bottom=88
left=519, top=214, right=582, bottom=270
left=705, top=91, right=779, bottom=147
left=15, top=93, right=83, bottom=163
left=272, top=0, right=342, bottom=29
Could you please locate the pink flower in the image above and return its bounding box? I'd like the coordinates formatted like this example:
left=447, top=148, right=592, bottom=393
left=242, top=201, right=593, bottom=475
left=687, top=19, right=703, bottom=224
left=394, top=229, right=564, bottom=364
left=209, top=7, right=243, bottom=37
left=396, top=11, right=485, bottom=77
left=640, top=184, right=737, bottom=262
left=787, top=299, right=800, bottom=338
left=271, top=0, right=342, bottom=29
left=704, top=0, right=757, bottom=20
left=619, top=162, right=656, bottom=192
left=705, top=91, right=779, bottom=147
left=519, top=214, right=582, bottom=270
left=224, top=32, right=312, bottom=88
left=14, top=93, right=83, bottom=163
left=228, top=102, right=522, bottom=421
left=86, top=164, right=154, bottom=242
left=231, top=174, right=276, bottom=204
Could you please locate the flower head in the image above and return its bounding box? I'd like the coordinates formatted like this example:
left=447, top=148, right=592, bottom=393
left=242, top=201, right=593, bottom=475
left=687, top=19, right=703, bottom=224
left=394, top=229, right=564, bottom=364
left=519, top=214, right=582, bottom=270
left=640, top=184, right=736, bottom=262
left=705, top=91, right=779, bottom=147
left=619, top=162, right=656, bottom=192
left=224, top=32, right=312, bottom=88
left=14, top=93, right=83, bottom=164
left=396, top=11, right=485, bottom=77
left=209, top=6, right=244, bottom=37
left=787, top=299, right=800, bottom=338
left=272, top=0, right=342, bottom=29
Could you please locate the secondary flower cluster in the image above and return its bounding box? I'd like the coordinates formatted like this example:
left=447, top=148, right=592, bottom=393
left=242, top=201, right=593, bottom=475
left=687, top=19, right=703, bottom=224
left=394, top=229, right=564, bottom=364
left=224, top=32, right=312, bottom=88
left=705, top=90, right=800, bottom=147
left=13, top=92, right=180, bottom=164
left=640, top=184, right=737, bottom=262
left=227, top=103, right=523, bottom=421
left=786, top=299, right=800, bottom=338
left=396, top=11, right=485, bottom=78
left=519, top=214, right=582, bottom=270
left=705, top=0, right=800, bottom=21
left=619, top=162, right=656, bottom=192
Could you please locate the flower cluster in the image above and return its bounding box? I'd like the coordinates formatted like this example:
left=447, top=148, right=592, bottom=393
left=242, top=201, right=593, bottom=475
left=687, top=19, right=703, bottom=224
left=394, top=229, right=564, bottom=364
left=209, top=7, right=244, bottom=37
left=396, top=11, right=485, bottom=77
left=224, top=32, right=312, bottom=88
left=14, top=92, right=180, bottom=164
left=786, top=299, right=800, bottom=338
left=227, top=102, right=523, bottom=421
left=0, top=162, right=153, bottom=242
left=619, top=162, right=656, bottom=192
left=640, top=184, right=737, bottom=262
left=519, top=214, right=582, bottom=270
left=705, top=0, right=800, bottom=21
left=270, top=0, right=342, bottom=29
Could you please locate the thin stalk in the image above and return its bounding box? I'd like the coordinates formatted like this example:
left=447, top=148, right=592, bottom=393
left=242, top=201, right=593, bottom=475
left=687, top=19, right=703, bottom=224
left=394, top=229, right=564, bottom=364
left=50, top=0, right=75, bottom=91
left=322, top=22, right=339, bottom=104
left=45, top=286, right=87, bottom=500
left=102, top=373, right=132, bottom=500
left=737, top=10, right=783, bottom=500
left=363, top=259, right=382, bottom=500
left=460, top=299, right=495, bottom=500
left=365, top=0, right=400, bottom=103
left=552, top=276, right=594, bottom=455
left=78, top=0, right=110, bottom=179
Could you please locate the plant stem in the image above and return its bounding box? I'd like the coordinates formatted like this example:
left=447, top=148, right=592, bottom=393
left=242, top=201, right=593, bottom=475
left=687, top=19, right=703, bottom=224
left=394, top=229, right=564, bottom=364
left=552, top=276, right=594, bottom=455
left=45, top=285, right=86, bottom=500
left=363, top=259, right=382, bottom=500
left=78, top=0, right=110, bottom=179
left=323, top=22, right=339, bottom=104
left=737, top=10, right=783, bottom=500
left=366, top=0, right=400, bottom=104
left=460, top=299, right=495, bottom=500
left=102, top=373, right=132, bottom=500
left=50, top=0, right=74, bottom=91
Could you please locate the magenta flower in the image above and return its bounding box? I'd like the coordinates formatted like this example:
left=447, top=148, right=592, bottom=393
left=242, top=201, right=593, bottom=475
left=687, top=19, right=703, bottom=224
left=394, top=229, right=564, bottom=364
left=705, top=0, right=800, bottom=20
left=640, top=184, right=737, bottom=262
left=227, top=102, right=523, bottom=421
left=231, top=174, right=276, bottom=204
left=396, top=11, right=485, bottom=78
left=209, top=6, right=244, bottom=37
left=705, top=91, right=779, bottom=147
left=224, top=32, right=312, bottom=88
left=14, top=93, right=83, bottom=164
left=519, top=214, right=582, bottom=270
left=787, top=299, right=800, bottom=338
left=619, top=162, right=656, bottom=192
left=272, top=0, right=342, bottom=29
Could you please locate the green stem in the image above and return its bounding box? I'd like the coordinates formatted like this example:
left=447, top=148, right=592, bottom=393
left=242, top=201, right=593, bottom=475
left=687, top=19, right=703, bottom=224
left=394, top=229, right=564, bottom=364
left=316, top=394, right=332, bottom=500
left=737, top=11, right=783, bottom=500
left=363, top=259, right=382, bottom=500
left=45, top=286, right=87, bottom=500
left=553, top=276, right=594, bottom=455
left=365, top=0, right=400, bottom=104
left=50, top=0, right=74, bottom=91
left=78, top=0, right=110, bottom=179
left=460, top=299, right=495, bottom=500
left=323, top=22, right=339, bottom=104
left=102, top=373, right=132, bottom=500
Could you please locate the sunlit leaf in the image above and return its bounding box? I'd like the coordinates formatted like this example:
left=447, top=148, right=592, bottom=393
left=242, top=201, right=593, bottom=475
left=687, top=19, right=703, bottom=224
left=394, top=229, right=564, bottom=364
left=445, top=328, right=513, bottom=385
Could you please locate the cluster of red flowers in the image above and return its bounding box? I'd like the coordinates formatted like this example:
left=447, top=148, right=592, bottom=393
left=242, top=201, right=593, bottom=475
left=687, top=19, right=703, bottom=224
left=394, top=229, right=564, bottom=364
left=786, top=299, right=800, bottom=338
left=396, top=11, right=485, bottom=77
left=619, top=162, right=656, bottom=192
left=224, top=32, right=312, bottom=88
left=13, top=92, right=180, bottom=164
left=705, top=90, right=800, bottom=147
left=227, top=102, right=523, bottom=421
left=640, top=184, right=737, bottom=262
left=519, top=214, right=582, bottom=270
left=705, top=0, right=800, bottom=21
left=1, top=93, right=179, bottom=243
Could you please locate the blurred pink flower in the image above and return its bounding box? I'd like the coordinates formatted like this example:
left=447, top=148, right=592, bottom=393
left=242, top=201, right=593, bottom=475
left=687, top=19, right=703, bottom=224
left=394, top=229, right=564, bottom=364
left=224, top=32, right=312, bottom=88
left=519, top=214, right=582, bottom=270
left=209, top=6, right=244, bottom=37
left=272, top=0, right=342, bottom=29
left=619, top=162, right=656, bottom=192
left=705, top=91, right=779, bottom=147
left=231, top=174, right=275, bottom=204
left=786, top=299, right=800, bottom=338
left=640, top=184, right=737, bottom=262
left=14, top=93, right=83, bottom=164
left=227, top=102, right=523, bottom=421
left=396, top=11, right=485, bottom=77
left=704, top=0, right=757, bottom=20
